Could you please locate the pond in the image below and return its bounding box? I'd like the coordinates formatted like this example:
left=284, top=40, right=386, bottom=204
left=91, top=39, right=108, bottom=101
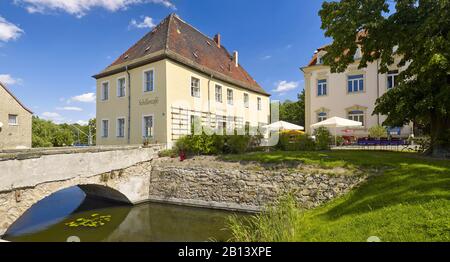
left=2, top=187, right=249, bottom=242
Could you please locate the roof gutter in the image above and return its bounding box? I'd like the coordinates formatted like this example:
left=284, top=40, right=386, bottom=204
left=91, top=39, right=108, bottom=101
left=93, top=53, right=271, bottom=97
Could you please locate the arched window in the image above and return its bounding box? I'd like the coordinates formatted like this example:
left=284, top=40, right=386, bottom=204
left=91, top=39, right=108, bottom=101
left=317, top=112, right=327, bottom=122
left=348, top=110, right=364, bottom=126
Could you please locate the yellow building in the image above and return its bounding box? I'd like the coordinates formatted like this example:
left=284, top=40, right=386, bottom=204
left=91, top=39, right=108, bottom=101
left=0, top=82, right=32, bottom=149
left=94, top=14, right=270, bottom=147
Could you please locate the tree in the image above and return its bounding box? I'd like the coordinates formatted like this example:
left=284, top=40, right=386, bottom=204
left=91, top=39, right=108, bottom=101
left=319, top=0, right=450, bottom=157
left=279, top=90, right=306, bottom=126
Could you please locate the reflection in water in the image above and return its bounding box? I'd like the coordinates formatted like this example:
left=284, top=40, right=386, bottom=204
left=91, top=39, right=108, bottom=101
left=3, top=186, right=247, bottom=242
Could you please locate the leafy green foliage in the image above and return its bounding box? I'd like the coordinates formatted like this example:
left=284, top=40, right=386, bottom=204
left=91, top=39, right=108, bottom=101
left=314, top=127, right=332, bottom=150
left=319, top=0, right=450, bottom=156
left=228, top=150, right=450, bottom=241
left=32, top=116, right=95, bottom=147
left=174, top=133, right=260, bottom=156
left=279, top=90, right=306, bottom=126
left=277, top=133, right=316, bottom=151
left=368, top=125, right=388, bottom=138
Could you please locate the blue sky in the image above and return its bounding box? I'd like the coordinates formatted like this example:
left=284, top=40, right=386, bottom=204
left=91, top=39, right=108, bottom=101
left=0, top=0, right=329, bottom=124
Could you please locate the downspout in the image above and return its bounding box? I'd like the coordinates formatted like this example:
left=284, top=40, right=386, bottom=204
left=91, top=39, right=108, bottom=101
left=126, top=65, right=131, bottom=144
left=208, top=74, right=213, bottom=127
left=376, top=60, right=380, bottom=125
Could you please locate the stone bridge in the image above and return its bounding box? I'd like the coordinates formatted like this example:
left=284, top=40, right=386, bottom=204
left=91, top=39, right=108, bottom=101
left=0, top=146, right=367, bottom=238
left=0, top=145, right=164, bottom=235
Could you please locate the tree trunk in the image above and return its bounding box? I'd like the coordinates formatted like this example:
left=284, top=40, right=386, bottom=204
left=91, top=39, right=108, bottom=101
left=429, top=111, right=450, bottom=158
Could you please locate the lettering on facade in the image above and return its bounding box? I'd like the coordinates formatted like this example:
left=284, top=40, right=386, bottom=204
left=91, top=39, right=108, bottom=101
left=139, top=97, right=159, bottom=106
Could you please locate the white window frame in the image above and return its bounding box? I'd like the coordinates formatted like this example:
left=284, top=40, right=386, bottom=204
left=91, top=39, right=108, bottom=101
left=257, top=97, right=262, bottom=111
left=387, top=70, right=399, bottom=90
left=317, top=79, right=327, bottom=96
left=227, top=89, right=233, bottom=106
left=101, top=81, right=109, bottom=101
left=191, top=77, right=200, bottom=98
left=117, top=77, right=126, bottom=97
left=101, top=119, right=109, bottom=138
left=317, top=112, right=327, bottom=122
left=348, top=111, right=365, bottom=126
left=8, top=114, right=18, bottom=125
left=347, top=74, right=365, bottom=93
left=142, top=114, right=154, bottom=138
left=215, top=84, right=222, bottom=103
left=244, top=93, right=249, bottom=108
left=143, top=69, right=155, bottom=93
left=116, top=117, right=126, bottom=138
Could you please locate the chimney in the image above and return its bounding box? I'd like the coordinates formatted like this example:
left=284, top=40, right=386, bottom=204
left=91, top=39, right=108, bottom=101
left=233, top=51, right=239, bottom=67
left=213, top=33, right=221, bottom=48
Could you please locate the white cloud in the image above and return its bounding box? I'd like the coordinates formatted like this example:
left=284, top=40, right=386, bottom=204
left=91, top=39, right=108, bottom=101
left=0, top=16, right=23, bottom=42
left=129, top=16, right=156, bottom=29
left=70, top=92, right=96, bottom=103
left=41, top=111, right=64, bottom=123
left=56, top=106, right=83, bottom=111
left=15, top=0, right=176, bottom=17
left=273, top=80, right=299, bottom=93
left=0, top=74, right=23, bottom=85
left=261, top=55, right=272, bottom=60
left=75, top=120, right=88, bottom=125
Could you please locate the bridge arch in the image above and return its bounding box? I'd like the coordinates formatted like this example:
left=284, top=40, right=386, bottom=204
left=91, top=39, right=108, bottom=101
left=2, top=184, right=132, bottom=238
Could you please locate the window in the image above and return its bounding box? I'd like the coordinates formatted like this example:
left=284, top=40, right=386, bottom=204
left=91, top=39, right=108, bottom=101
left=101, top=119, right=109, bottom=138
left=217, top=116, right=226, bottom=135
left=215, top=85, right=222, bottom=102
left=143, top=70, right=154, bottom=92
left=117, top=77, right=126, bottom=97
left=227, top=89, right=233, bottom=105
left=317, top=112, right=327, bottom=122
left=101, top=82, right=109, bottom=101
left=257, top=97, right=262, bottom=111
left=348, top=110, right=364, bottom=126
left=143, top=115, right=153, bottom=137
left=244, top=93, right=249, bottom=108
left=317, top=55, right=323, bottom=65
left=347, top=74, right=364, bottom=93
left=8, top=114, right=18, bottom=125
left=191, top=77, right=200, bottom=97
left=317, top=79, right=327, bottom=96
left=117, top=118, right=125, bottom=137
left=387, top=70, right=399, bottom=89
left=245, top=121, right=250, bottom=135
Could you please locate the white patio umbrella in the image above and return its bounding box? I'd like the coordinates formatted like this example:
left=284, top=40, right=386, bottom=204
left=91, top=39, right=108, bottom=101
left=310, top=117, right=362, bottom=145
left=263, top=121, right=304, bottom=131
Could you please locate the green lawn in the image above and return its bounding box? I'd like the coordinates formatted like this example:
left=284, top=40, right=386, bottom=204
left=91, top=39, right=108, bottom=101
left=224, top=150, right=450, bottom=242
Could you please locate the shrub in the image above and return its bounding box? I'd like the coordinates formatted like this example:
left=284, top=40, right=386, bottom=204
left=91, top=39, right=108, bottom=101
left=224, top=135, right=251, bottom=154
left=369, top=125, right=388, bottom=138
left=277, top=133, right=315, bottom=151
left=314, top=127, right=332, bottom=150
left=175, top=132, right=259, bottom=155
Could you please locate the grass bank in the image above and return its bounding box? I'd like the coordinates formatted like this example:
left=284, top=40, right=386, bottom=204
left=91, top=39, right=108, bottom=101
left=223, top=151, right=450, bottom=242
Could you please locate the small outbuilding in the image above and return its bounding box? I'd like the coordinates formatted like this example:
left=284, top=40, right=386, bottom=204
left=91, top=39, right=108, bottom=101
left=0, top=82, right=33, bottom=149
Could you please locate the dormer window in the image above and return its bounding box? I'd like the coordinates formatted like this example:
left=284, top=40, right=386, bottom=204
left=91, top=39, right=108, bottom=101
left=316, top=50, right=326, bottom=65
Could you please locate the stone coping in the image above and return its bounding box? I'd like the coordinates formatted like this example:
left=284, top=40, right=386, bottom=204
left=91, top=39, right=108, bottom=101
left=0, top=144, right=164, bottom=161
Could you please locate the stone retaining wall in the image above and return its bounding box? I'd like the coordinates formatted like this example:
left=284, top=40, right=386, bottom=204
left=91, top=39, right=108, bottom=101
left=149, top=158, right=367, bottom=211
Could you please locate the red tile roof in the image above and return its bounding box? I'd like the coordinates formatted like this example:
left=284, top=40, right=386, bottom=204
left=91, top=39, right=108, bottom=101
left=95, top=14, right=269, bottom=96
left=0, top=82, right=33, bottom=114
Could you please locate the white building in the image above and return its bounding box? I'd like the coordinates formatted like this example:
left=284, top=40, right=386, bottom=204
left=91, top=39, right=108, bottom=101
left=301, top=46, right=413, bottom=138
